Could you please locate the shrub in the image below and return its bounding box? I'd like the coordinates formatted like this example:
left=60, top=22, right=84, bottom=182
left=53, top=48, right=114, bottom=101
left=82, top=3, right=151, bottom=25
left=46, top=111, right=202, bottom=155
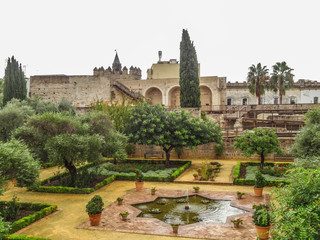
left=254, top=171, right=267, bottom=188
left=252, top=204, right=270, bottom=227
left=135, top=169, right=144, bottom=182
left=271, top=168, right=320, bottom=239
left=86, top=195, right=104, bottom=215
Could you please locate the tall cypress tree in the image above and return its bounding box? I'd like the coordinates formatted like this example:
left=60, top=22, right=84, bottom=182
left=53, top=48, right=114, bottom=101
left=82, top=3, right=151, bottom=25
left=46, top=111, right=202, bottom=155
left=3, top=56, right=27, bottom=105
left=179, top=29, right=201, bottom=108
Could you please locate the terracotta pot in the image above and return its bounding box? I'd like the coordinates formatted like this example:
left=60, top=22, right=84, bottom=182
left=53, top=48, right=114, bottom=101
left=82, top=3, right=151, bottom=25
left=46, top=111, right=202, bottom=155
left=151, top=191, right=156, bottom=195
left=194, top=189, right=199, bottom=193
left=255, top=225, right=270, bottom=240
left=88, top=213, right=101, bottom=226
left=237, top=195, right=243, bottom=200
left=171, top=225, right=179, bottom=233
left=233, top=222, right=240, bottom=228
left=121, top=215, right=128, bottom=221
left=216, top=155, right=221, bottom=159
left=209, top=177, right=215, bottom=181
left=197, top=171, right=202, bottom=177
left=254, top=187, right=264, bottom=197
left=117, top=200, right=123, bottom=205
left=194, top=176, right=198, bottom=180
left=135, top=181, right=144, bottom=190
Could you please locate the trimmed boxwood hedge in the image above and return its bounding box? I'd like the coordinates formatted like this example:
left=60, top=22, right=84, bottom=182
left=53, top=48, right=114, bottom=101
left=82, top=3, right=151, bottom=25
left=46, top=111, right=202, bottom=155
left=31, top=160, right=191, bottom=194
left=32, top=175, right=116, bottom=194
left=6, top=235, right=50, bottom=240
left=233, top=161, right=292, bottom=187
left=0, top=202, right=57, bottom=235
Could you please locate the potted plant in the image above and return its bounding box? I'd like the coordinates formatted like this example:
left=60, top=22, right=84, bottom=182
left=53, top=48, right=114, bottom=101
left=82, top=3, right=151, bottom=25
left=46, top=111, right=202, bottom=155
left=117, top=197, right=123, bottom=205
left=193, top=173, right=199, bottom=180
left=193, top=186, right=200, bottom=193
left=174, top=147, right=183, bottom=159
left=252, top=204, right=271, bottom=240
left=231, top=218, right=243, bottom=228
left=237, top=191, right=245, bottom=199
left=119, top=211, right=129, bottom=221
left=135, top=169, right=144, bottom=190
left=125, top=143, right=135, bottom=158
left=170, top=223, right=180, bottom=233
left=86, top=195, right=104, bottom=226
left=209, top=175, right=215, bottom=181
left=151, top=187, right=157, bottom=195
left=196, top=168, right=202, bottom=177
left=254, top=171, right=267, bottom=197
left=215, top=143, right=224, bottom=159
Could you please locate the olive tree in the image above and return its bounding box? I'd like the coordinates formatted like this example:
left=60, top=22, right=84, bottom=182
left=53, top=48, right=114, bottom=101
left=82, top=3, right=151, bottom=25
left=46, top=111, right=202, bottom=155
left=0, top=139, right=40, bottom=193
left=45, top=134, right=104, bottom=187
left=126, top=102, right=222, bottom=167
left=14, top=112, right=79, bottom=164
left=290, top=108, right=320, bottom=169
left=234, top=128, right=282, bottom=169
left=0, top=99, right=34, bottom=142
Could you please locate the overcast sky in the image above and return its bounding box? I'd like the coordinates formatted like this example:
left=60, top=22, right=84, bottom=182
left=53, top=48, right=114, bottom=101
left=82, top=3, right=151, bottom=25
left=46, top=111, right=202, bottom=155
left=1, top=0, right=319, bottom=82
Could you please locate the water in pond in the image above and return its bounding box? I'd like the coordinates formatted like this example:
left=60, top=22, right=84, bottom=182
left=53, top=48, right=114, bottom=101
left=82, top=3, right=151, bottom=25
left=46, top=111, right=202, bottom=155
left=133, top=195, right=247, bottom=225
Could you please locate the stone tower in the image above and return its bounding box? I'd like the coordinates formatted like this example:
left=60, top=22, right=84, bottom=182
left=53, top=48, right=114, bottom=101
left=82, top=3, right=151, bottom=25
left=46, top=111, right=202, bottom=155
left=112, top=52, right=122, bottom=72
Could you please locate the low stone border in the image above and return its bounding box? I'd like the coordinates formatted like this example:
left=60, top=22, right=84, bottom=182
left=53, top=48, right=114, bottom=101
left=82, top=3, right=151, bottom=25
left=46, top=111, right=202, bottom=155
left=77, top=189, right=269, bottom=239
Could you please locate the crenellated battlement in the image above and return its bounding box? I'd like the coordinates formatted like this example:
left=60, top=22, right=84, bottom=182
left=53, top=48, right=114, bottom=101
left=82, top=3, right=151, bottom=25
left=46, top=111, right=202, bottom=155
left=93, top=52, right=141, bottom=80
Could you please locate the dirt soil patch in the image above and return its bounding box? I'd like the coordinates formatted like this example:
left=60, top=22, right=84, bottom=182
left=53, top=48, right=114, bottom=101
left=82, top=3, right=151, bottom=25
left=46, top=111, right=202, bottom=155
left=239, top=164, right=246, bottom=178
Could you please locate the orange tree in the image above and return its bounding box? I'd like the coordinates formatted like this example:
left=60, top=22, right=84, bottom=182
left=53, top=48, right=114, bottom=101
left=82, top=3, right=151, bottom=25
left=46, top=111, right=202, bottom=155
left=126, top=102, right=222, bottom=167
left=234, top=128, right=282, bottom=169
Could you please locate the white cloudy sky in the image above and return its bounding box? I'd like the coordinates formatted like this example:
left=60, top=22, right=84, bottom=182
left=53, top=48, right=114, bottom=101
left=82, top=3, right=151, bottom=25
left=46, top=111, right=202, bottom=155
left=1, top=0, right=319, bottom=82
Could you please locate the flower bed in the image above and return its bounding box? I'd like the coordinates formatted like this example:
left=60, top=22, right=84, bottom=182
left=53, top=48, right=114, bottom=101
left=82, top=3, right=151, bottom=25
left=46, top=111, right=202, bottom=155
left=0, top=201, right=57, bottom=237
left=31, top=160, right=191, bottom=194
left=233, top=162, right=294, bottom=186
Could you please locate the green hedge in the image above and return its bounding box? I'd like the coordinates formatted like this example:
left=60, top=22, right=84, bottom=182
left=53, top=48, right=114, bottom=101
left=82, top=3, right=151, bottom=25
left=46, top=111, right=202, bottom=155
left=233, top=161, right=291, bottom=187
left=32, top=160, right=191, bottom=194
left=32, top=175, right=116, bottom=194
left=6, top=235, right=50, bottom=240
left=3, top=203, right=58, bottom=234
left=115, top=161, right=191, bottom=182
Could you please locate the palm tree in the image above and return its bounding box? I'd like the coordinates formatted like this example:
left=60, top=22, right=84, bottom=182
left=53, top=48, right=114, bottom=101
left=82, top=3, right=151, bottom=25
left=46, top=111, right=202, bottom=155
left=269, top=62, right=294, bottom=104
left=247, top=63, right=269, bottom=105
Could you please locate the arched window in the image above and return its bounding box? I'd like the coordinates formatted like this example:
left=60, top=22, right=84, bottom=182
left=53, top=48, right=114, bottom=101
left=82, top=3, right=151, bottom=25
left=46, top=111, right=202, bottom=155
left=227, top=98, right=232, bottom=105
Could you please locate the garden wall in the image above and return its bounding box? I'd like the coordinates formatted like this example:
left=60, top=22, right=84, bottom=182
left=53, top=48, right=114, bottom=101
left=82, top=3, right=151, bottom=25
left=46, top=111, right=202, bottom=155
left=133, top=137, right=295, bottom=160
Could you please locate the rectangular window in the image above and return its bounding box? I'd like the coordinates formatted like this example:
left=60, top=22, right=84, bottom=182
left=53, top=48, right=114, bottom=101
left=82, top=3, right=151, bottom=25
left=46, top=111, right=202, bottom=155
left=315, top=97, right=319, bottom=104
left=274, top=98, right=278, bottom=105
left=227, top=98, right=232, bottom=105
left=242, top=98, right=248, bottom=105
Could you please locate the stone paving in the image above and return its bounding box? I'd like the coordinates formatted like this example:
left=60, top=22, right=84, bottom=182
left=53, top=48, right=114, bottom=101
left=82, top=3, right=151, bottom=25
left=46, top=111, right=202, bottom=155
left=77, top=188, right=270, bottom=240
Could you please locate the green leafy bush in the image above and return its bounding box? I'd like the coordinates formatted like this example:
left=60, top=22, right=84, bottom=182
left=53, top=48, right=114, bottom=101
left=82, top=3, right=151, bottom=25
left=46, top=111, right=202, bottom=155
left=252, top=204, right=270, bottom=227
left=86, top=195, right=104, bottom=215
left=135, top=169, right=144, bottom=182
left=254, top=171, right=267, bottom=188
left=0, top=195, right=20, bottom=221
left=271, top=168, right=320, bottom=239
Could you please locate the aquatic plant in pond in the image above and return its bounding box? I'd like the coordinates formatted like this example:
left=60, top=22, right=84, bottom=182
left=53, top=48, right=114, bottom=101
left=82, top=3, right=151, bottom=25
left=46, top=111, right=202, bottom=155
left=133, top=195, right=247, bottom=225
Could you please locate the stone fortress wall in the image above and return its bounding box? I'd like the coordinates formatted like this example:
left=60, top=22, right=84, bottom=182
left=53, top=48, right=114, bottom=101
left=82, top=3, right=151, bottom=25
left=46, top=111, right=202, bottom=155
left=30, top=53, right=320, bottom=108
